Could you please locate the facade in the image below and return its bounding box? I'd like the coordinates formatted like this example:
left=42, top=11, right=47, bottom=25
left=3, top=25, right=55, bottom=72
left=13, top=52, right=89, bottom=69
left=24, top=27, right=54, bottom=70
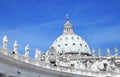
left=0, top=16, right=120, bottom=77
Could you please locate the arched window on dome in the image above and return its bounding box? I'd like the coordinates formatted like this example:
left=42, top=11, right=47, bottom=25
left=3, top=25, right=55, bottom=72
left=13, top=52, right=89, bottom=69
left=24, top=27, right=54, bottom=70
left=65, top=37, right=68, bottom=40
left=85, top=45, right=87, bottom=48
left=77, top=37, right=79, bottom=40
left=72, top=37, right=74, bottom=40
left=73, top=43, right=75, bottom=46
left=80, top=44, right=82, bottom=47
left=58, top=45, right=61, bottom=47
left=65, top=43, right=68, bottom=46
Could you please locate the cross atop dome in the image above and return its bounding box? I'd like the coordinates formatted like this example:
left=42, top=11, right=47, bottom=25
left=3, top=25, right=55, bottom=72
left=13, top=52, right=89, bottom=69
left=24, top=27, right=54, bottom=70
left=65, top=14, right=71, bottom=26
left=63, top=15, right=74, bottom=34
left=66, top=14, right=69, bottom=20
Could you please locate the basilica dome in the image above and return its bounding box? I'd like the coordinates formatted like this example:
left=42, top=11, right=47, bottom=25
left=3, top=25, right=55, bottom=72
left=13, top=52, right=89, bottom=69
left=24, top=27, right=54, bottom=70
left=51, top=16, right=91, bottom=54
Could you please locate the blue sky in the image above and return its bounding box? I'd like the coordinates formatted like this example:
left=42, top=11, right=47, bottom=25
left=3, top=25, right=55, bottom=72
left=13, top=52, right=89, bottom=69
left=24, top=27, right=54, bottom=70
left=0, top=0, right=120, bottom=57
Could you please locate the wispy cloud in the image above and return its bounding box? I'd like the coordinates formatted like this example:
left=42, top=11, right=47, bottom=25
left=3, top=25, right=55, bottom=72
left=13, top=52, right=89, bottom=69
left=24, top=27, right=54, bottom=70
left=0, top=20, right=63, bottom=56
left=91, top=25, right=120, bottom=43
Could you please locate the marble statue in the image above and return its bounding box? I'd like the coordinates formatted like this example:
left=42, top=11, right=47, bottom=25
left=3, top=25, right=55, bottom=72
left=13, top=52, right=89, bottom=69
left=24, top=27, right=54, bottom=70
left=24, top=44, right=30, bottom=57
left=98, top=48, right=101, bottom=57
left=92, top=49, right=95, bottom=57
left=3, top=35, right=8, bottom=49
left=35, top=48, right=42, bottom=59
left=13, top=40, right=18, bottom=54
left=114, top=47, right=118, bottom=57
left=107, top=48, right=111, bottom=57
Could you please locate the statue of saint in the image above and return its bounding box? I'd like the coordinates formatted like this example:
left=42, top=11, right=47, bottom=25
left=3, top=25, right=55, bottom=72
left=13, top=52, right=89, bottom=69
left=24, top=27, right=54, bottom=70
left=13, top=40, right=18, bottom=54
left=25, top=45, right=30, bottom=57
left=3, top=35, right=8, bottom=49
left=35, top=49, right=42, bottom=59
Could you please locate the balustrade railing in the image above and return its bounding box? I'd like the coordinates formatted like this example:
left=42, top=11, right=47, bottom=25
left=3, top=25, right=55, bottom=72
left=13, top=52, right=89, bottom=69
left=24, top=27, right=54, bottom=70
left=0, top=48, right=117, bottom=77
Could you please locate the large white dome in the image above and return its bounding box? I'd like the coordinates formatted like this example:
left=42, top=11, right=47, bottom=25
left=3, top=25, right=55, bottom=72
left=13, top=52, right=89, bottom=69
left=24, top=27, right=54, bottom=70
left=51, top=16, right=91, bottom=54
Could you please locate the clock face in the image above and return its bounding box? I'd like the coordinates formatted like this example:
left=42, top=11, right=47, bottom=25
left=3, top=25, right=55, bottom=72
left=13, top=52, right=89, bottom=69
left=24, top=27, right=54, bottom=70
left=50, top=52, right=54, bottom=56
left=49, top=52, right=56, bottom=63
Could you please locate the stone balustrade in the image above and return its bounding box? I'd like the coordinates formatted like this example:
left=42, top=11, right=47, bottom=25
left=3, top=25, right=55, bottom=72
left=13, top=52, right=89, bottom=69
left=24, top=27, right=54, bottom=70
left=0, top=48, right=116, bottom=77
